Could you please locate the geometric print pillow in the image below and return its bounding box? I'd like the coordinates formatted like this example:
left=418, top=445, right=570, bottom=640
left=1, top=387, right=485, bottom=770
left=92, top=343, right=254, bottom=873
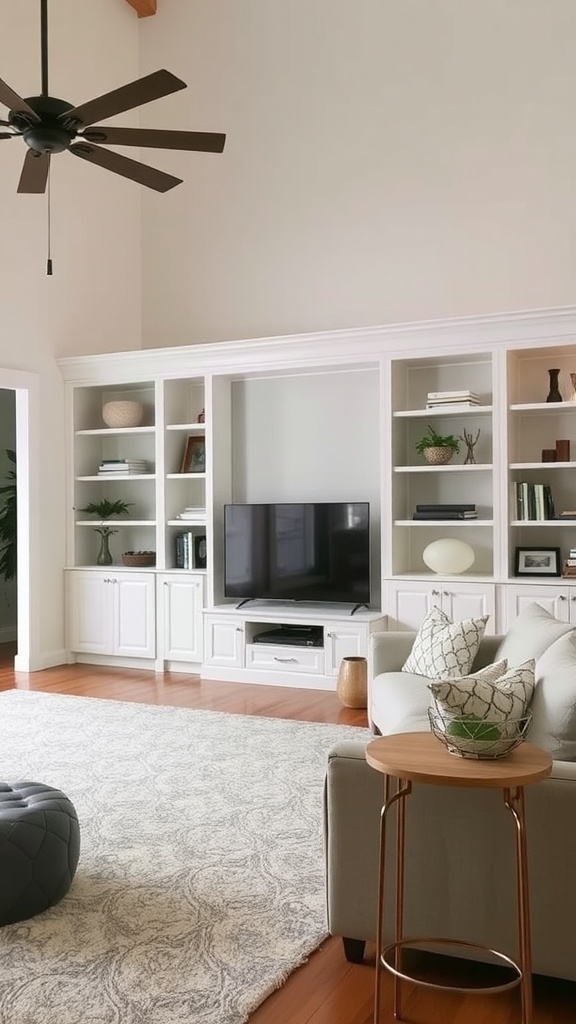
left=428, top=659, right=536, bottom=723
left=402, top=605, right=489, bottom=680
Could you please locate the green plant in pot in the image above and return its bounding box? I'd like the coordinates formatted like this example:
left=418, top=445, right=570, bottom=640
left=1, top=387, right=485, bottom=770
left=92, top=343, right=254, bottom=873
left=415, top=425, right=460, bottom=465
left=0, top=449, right=17, bottom=581
left=77, top=498, right=133, bottom=565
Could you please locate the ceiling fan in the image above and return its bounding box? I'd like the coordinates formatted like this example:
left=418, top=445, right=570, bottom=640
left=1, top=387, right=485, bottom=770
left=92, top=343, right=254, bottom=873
left=0, top=0, right=226, bottom=195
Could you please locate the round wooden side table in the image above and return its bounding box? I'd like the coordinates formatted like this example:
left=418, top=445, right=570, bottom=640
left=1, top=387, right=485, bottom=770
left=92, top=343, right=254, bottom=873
left=365, top=732, right=552, bottom=1024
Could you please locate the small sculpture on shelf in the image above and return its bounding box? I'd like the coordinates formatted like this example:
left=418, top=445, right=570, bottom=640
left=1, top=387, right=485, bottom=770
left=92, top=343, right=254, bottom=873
left=459, top=427, right=480, bottom=465
left=546, top=368, right=563, bottom=403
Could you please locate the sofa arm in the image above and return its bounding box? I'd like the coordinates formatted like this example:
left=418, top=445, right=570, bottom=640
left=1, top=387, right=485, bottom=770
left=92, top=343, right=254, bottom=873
left=323, top=741, right=383, bottom=946
left=368, top=631, right=415, bottom=678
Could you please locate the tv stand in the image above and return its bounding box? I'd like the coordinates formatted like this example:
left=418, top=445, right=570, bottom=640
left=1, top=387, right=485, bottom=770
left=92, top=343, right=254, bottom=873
left=202, top=603, right=387, bottom=690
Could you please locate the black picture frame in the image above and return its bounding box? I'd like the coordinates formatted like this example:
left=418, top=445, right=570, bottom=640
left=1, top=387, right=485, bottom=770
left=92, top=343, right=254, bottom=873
left=193, top=534, right=207, bottom=570
left=514, top=546, right=561, bottom=577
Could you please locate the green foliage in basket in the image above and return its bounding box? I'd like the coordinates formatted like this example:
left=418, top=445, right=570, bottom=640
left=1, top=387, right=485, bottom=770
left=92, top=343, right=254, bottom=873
left=446, top=716, right=502, bottom=741
left=415, top=425, right=460, bottom=454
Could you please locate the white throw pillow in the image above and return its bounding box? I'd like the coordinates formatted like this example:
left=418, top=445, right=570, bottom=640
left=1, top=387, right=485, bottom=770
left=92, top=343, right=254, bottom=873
left=496, top=602, right=574, bottom=666
left=429, top=659, right=535, bottom=723
left=402, top=606, right=489, bottom=680
left=528, top=632, right=576, bottom=760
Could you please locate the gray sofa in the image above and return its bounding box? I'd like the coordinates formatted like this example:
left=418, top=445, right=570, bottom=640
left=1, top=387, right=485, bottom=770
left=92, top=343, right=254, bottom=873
left=324, top=609, right=576, bottom=982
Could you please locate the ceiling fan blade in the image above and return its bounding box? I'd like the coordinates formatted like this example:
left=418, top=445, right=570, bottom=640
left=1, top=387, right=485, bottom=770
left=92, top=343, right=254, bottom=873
left=17, top=150, right=50, bottom=193
left=79, top=126, right=226, bottom=153
left=69, top=143, right=183, bottom=192
left=61, top=69, right=187, bottom=128
left=0, top=78, right=40, bottom=122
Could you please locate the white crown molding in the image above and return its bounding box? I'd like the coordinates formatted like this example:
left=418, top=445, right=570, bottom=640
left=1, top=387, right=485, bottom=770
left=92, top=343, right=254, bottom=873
left=57, top=304, right=576, bottom=384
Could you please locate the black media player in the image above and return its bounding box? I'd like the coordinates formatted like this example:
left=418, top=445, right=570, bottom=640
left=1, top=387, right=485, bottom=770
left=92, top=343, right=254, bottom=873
left=252, top=625, right=324, bottom=647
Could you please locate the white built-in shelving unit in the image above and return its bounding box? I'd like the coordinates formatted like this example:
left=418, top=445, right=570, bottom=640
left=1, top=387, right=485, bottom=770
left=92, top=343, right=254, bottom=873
left=58, top=307, right=576, bottom=682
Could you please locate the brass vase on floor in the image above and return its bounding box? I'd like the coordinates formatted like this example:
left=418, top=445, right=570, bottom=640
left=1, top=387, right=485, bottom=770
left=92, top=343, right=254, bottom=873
left=337, top=656, right=367, bottom=709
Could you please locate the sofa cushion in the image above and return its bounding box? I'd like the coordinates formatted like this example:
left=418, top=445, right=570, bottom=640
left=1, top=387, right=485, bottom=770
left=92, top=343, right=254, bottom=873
left=402, top=606, right=489, bottom=680
left=429, top=659, right=535, bottom=723
left=528, top=632, right=576, bottom=760
left=496, top=602, right=574, bottom=666
left=370, top=672, right=433, bottom=735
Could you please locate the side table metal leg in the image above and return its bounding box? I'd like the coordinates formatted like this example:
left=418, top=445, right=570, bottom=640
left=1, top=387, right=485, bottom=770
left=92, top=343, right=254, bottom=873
left=374, top=777, right=411, bottom=1024
left=503, top=786, right=532, bottom=1024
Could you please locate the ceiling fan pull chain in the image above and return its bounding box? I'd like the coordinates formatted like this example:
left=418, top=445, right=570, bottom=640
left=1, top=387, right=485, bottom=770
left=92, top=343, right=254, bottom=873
left=46, top=173, right=53, bottom=275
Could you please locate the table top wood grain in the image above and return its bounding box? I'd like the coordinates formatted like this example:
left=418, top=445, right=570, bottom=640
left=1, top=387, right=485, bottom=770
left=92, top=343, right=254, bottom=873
left=365, top=732, right=552, bottom=788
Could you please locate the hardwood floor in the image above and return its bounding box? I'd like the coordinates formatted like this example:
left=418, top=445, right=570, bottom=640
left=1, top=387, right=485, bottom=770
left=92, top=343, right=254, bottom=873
left=0, top=644, right=573, bottom=1024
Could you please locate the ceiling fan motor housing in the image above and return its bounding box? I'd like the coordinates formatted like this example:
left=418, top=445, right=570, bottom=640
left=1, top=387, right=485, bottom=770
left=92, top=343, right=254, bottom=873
left=11, top=95, right=76, bottom=153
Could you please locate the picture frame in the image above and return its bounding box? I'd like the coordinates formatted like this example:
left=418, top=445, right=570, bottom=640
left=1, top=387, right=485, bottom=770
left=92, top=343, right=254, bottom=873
left=193, top=534, right=207, bottom=570
left=180, top=436, right=206, bottom=474
left=514, top=546, right=561, bottom=577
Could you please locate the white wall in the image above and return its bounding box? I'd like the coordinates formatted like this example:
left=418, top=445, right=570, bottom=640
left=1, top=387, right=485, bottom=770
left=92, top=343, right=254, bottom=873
left=139, top=0, right=576, bottom=347
left=0, top=0, right=142, bottom=665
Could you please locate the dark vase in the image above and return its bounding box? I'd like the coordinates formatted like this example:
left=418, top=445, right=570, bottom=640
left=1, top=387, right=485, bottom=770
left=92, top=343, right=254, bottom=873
left=546, top=368, right=562, bottom=403
left=96, top=532, right=113, bottom=566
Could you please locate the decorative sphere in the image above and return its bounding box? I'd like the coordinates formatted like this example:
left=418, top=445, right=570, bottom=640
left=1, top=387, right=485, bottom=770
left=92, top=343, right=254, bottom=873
left=422, top=538, right=475, bottom=575
left=102, top=400, right=144, bottom=428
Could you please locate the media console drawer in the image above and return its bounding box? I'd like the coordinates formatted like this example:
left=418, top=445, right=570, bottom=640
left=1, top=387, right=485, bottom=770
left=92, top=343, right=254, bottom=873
left=245, top=643, right=325, bottom=675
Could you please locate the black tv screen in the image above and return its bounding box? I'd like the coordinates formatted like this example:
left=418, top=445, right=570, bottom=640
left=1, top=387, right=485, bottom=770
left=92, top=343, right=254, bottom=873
left=224, top=502, right=370, bottom=605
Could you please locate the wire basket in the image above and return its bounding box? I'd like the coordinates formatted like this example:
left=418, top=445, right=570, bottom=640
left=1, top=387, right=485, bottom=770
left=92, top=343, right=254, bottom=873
left=121, top=551, right=156, bottom=567
left=428, top=707, right=533, bottom=760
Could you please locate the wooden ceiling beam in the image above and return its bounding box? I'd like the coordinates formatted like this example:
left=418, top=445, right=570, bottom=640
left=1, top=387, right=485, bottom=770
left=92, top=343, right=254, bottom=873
left=124, top=0, right=157, bottom=16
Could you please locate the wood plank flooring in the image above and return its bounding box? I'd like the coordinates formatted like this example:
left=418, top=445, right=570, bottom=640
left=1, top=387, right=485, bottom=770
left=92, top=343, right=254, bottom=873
left=0, top=645, right=573, bottom=1024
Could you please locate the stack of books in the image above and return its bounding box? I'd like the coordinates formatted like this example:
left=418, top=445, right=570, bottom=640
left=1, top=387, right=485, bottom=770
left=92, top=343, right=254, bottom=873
left=175, top=507, right=206, bottom=520
left=412, top=503, right=478, bottom=520
left=563, top=548, right=576, bottom=577
left=98, top=458, right=148, bottom=476
left=426, top=390, right=480, bottom=410
left=514, top=482, right=555, bottom=520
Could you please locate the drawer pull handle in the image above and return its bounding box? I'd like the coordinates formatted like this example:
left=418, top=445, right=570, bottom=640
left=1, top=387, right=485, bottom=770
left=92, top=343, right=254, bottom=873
left=274, top=656, right=298, bottom=663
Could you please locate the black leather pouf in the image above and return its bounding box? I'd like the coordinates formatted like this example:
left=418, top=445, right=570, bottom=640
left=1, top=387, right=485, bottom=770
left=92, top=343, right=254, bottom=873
left=0, top=781, right=80, bottom=926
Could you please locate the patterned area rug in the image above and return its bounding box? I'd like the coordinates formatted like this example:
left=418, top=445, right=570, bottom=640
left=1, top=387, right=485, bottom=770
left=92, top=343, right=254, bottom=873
left=0, top=690, right=370, bottom=1024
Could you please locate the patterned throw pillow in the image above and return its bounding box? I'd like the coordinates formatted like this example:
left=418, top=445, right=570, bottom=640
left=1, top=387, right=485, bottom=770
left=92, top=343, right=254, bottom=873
left=429, top=659, right=535, bottom=723
left=402, top=606, right=489, bottom=680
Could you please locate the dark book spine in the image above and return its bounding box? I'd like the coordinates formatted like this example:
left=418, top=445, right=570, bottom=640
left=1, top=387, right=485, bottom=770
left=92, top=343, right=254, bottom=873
left=415, top=504, right=476, bottom=512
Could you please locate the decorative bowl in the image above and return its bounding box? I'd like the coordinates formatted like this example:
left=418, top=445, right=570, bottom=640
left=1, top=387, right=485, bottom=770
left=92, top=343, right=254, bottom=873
left=122, top=551, right=156, bottom=567
left=423, top=446, right=455, bottom=465
left=428, top=707, right=533, bottom=760
left=102, top=400, right=144, bottom=428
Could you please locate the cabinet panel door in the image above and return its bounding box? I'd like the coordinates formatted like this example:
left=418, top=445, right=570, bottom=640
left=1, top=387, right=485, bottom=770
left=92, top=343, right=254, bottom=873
left=504, top=585, right=571, bottom=628
left=440, top=584, right=496, bottom=634
left=325, top=625, right=367, bottom=674
left=203, top=617, right=244, bottom=667
left=384, top=581, right=440, bottom=630
left=114, top=574, right=156, bottom=658
left=67, top=572, right=111, bottom=654
left=162, top=575, right=204, bottom=662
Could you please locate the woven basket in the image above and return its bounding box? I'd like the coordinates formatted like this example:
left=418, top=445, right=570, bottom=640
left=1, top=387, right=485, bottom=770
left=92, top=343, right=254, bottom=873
left=428, top=708, right=532, bottom=760
left=423, top=446, right=455, bottom=465
left=122, top=551, right=156, bottom=567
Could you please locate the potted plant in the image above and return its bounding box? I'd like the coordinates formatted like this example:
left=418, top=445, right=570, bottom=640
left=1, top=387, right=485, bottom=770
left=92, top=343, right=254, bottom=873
left=77, top=498, right=134, bottom=565
left=0, top=450, right=17, bottom=581
left=415, top=425, right=460, bottom=465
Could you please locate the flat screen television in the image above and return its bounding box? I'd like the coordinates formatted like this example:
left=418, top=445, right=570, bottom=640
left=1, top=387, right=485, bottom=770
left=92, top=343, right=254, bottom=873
left=224, top=502, right=370, bottom=606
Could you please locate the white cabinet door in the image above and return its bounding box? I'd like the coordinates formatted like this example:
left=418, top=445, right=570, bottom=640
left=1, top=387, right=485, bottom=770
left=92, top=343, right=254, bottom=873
left=384, top=581, right=441, bottom=631
left=161, top=574, right=204, bottom=662
left=203, top=615, right=244, bottom=668
left=325, top=623, right=369, bottom=674
left=439, top=583, right=496, bottom=633
left=66, top=570, right=155, bottom=658
left=114, top=574, right=156, bottom=658
left=504, top=584, right=572, bottom=628
left=67, top=571, right=111, bottom=654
